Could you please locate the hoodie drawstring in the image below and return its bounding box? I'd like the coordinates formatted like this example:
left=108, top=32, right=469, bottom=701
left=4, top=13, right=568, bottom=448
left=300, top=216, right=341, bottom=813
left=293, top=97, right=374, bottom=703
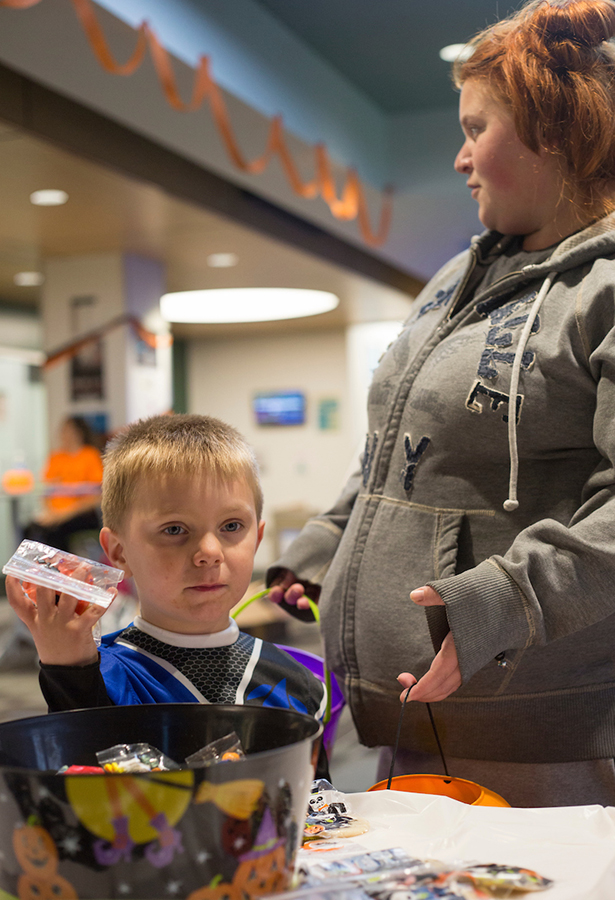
left=503, top=271, right=558, bottom=512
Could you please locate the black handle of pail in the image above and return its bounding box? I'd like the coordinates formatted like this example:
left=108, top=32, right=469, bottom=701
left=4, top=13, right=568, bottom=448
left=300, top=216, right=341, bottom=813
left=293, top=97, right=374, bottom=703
left=387, top=693, right=450, bottom=790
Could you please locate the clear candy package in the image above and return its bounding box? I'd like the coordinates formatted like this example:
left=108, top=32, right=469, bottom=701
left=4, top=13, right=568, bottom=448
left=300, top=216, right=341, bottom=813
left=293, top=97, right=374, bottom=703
left=185, top=731, right=246, bottom=767
left=291, top=846, right=554, bottom=900
left=96, top=743, right=180, bottom=773
left=2, top=540, right=124, bottom=609
left=304, top=779, right=369, bottom=842
left=299, top=849, right=424, bottom=884
left=264, top=888, right=371, bottom=900
left=453, top=863, right=553, bottom=894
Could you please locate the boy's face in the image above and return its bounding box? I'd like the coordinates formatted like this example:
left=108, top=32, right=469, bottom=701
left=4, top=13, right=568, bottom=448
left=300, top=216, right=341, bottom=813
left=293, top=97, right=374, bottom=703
left=100, top=473, right=264, bottom=634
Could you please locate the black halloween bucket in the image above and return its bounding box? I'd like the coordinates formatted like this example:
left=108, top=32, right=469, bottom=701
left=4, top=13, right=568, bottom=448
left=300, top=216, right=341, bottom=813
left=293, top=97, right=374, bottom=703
left=0, top=703, right=322, bottom=900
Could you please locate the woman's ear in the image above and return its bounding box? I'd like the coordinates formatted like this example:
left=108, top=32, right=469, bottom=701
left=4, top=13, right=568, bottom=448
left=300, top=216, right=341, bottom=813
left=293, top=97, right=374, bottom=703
left=99, top=526, right=132, bottom=578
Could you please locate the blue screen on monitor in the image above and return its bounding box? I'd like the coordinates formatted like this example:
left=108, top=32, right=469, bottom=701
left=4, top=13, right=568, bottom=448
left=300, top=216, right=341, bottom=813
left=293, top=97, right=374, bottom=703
left=253, top=391, right=306, bottom=425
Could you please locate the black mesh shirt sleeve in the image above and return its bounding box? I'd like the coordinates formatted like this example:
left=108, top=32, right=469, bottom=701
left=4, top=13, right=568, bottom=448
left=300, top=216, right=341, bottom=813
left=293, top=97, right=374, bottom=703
left=39, top=657, right=114, bottom=712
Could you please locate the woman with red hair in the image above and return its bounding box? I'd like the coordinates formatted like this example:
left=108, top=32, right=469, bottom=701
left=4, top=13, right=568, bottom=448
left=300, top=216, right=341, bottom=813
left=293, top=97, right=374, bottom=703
left=269, top=0, right=615, bottom=807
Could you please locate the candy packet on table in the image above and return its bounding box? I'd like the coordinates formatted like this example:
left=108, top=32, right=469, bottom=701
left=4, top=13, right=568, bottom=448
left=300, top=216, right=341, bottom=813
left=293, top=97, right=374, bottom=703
left=451, top=863, right=553, bottom=895
left=368, top=881, right=479, bottom=900
left=265, top=875, right=475, bottom=900
left=366, top=868, right=482, bottom=900
left=293, top=846, right=553, bottom=900
left=298, top=848, right=427, bottom=885
left=96, top=743, right=180, bottom=773
left=368, top=863, right=554, bottom=899
left=304, top=779, right=369, bottom=841
left=298, top=850, right=470, bottom=898
left=185, top=731, right=246, bottom=767
left=2, top=540, right=124, bottom=610
left=264, top=889, right=372, bottom=900
left=365, top=863, right=554, bottom=900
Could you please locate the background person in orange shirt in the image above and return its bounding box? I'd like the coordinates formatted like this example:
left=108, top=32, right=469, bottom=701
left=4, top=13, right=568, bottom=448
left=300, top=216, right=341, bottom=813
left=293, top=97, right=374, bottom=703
left=24, top=416, right=103, bottom=552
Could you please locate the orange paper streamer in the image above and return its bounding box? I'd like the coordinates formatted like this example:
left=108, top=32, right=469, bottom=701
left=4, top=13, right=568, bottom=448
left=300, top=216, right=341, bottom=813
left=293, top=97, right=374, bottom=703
left=0, top=0, right=392, bottom=245
left=43, top=315, right=172, bottom=370
left=0, top=0, right=41, bottom=7
left=72, top=0, right=147, bottom=76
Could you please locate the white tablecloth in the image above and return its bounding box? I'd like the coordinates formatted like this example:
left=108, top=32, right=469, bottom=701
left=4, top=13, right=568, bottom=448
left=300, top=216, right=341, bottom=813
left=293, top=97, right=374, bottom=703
left=298, top=790, right=615, bottom=899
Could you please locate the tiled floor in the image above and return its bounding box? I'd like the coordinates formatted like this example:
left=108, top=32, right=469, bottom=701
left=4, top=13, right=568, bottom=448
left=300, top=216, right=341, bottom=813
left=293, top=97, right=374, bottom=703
left=0, top=598, right=380, bottom=791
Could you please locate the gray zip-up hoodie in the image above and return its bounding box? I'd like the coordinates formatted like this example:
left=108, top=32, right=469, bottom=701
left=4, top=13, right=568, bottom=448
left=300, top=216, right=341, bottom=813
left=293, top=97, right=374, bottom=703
left=270, top=213, right=615, bottom=764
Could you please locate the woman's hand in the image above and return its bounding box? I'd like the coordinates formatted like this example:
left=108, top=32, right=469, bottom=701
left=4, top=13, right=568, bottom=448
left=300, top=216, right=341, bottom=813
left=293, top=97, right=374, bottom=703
left=267, top=569, right=320, bottom=611
left=5, top=574, right=112, bottom=667
left=409, top=585, right=445, bottom=607
left=397, top=586, right=462, bottom=703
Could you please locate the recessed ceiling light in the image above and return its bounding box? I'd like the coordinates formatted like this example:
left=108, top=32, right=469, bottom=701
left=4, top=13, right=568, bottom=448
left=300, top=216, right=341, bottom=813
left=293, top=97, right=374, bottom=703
left=160, top=288, right=339, bottom=323
left=14, top=271, right=44, bottom=287
left=30, top=189, right=69, bottom=206
left=439, top=43, right=474, bottom=63
left=207, top=252, right=239, bottom=268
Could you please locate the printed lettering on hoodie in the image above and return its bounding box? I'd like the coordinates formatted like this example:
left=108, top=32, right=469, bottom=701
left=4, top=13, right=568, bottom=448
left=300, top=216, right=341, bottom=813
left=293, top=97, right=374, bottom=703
left=417, top=281, right=459, bottom=318
left=466, top=291, right=539, bottom=422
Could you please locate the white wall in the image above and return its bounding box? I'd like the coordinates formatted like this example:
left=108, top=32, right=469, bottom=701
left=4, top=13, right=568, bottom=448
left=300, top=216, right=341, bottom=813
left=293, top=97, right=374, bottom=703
left=188, top=328, right=355, bottom=571
left=0, top=310, right=43, bottom=351
left=346, top=320, right=406, bottom=452
left=0, top=310, right=47, bottom=564
left=42, top=253, right=171, bottom=440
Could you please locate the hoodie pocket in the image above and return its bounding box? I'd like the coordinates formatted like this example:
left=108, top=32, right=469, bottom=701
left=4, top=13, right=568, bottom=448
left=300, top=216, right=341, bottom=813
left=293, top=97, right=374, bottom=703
left=426, top=511, right=466, bottom=652
left=350, top=500, right=465, bottom=685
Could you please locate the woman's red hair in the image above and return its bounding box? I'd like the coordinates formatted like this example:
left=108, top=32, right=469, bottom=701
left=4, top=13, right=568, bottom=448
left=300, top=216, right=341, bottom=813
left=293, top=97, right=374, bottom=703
left=454, top=0, right=615, bottom=217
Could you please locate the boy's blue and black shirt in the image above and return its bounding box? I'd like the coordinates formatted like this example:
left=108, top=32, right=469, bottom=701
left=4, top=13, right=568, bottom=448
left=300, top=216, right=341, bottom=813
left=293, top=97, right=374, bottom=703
left=39, top=617, right=328, bottom=721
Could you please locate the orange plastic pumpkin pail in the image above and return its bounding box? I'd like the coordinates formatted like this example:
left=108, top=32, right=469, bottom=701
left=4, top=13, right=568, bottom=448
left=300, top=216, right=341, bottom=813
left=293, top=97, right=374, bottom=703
left=368, top=773, right=510, bottom=807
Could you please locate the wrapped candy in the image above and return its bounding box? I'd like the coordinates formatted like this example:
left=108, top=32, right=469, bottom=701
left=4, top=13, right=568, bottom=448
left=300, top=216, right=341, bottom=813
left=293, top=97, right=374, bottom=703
left=96, top=743, right=180, bottom=773
left=185, top=731, right=246, bottom=767
left=3, top=540, right=123, bottom=609
left=304, top=779, right=369, bottom=841
left=454, top=864, right=553, bottom=894
left=300, top=849, right=432, bottom=884
left=293, top=845, right=554, bottom=899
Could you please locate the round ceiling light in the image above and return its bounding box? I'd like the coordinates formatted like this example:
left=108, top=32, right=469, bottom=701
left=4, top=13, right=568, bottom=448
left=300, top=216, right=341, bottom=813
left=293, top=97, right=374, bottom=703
left=30, top=189, right=69, bottom=206
left=160, top=288, right=339, bottom=323
left=207, top=252, right=239, bottom=268
left=439, top=43, right=474, bottom=63
left=14, top=271, right=44, bottom=286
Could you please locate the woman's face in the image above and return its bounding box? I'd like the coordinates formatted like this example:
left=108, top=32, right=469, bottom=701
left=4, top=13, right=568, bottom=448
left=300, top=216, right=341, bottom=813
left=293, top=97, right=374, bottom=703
left=454, top=79, right=578, bottom=250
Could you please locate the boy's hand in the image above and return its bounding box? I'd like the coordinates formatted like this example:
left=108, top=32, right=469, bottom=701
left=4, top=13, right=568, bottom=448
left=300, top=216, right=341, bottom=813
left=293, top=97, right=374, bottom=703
left=267, top=569, right=319, bottom=611
left=5, top=574, right=113, bottom=667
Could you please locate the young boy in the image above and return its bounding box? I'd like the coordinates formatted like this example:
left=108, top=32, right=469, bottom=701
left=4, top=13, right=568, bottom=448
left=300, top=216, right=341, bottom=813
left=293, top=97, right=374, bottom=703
left=6, top=414, right=327, bottom=721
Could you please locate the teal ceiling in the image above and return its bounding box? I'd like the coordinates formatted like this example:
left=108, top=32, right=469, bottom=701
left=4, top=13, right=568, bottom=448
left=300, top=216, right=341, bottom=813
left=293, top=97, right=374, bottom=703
left=252, top=0, right=525, bottom=113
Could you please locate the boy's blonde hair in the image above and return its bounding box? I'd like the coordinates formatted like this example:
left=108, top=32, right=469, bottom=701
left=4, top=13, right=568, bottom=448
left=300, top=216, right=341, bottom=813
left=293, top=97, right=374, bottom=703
left=102, top=414, right=263, bottom=532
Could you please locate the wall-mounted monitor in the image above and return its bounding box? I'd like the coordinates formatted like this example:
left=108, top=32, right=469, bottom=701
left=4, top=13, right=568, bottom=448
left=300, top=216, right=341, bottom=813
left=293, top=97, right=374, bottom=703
left=253, top=391, right=306, bottom=426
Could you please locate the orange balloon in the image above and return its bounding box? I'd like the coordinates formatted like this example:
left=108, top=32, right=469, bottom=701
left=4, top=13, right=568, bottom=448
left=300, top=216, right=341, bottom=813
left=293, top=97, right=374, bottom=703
left=1, top=468, right=35, bottom=495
